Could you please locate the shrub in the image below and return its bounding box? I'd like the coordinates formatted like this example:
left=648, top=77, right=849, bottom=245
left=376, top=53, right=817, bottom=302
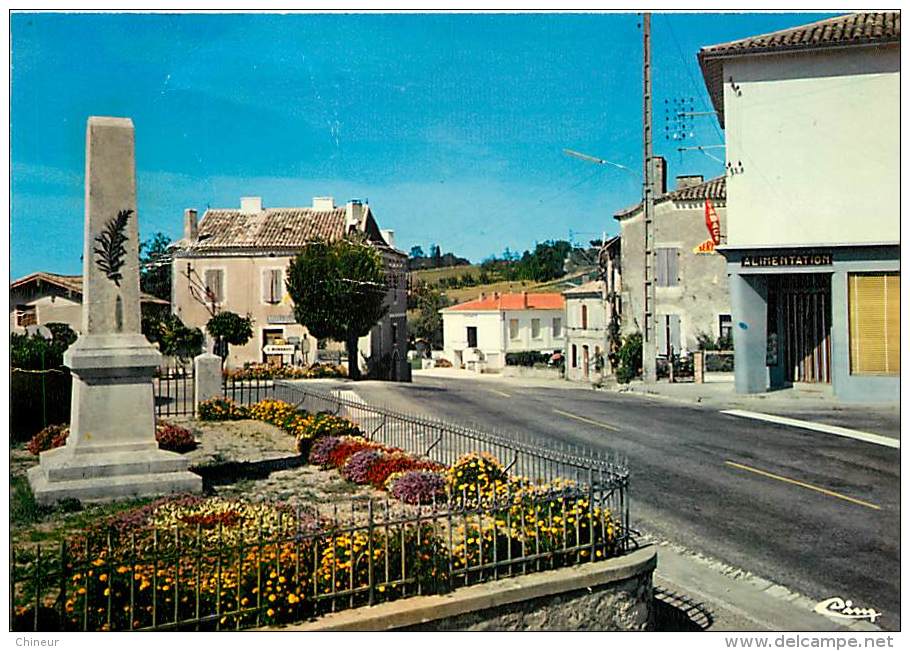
left=447, top=452, right=508, bottom=497
left=304, top=412, right=363, bottom=439
left=223, top=363, right=348, bottom=381
left=26, top=424, right=70, bottom=455
left=197, top=397, right=249, bottom=421
left=505, top=351, right=551, bottom=367
left=155, top=421, right=197, bottom=453
left=616, top=332, right=643, bottom=384
left=324, top=437, right=387, bottom=470
left=247, top=399, right=297, bottom=426
left=364, top=453, right=443, bottom=489
left=387, top=470, right=447, bottom=505
left=27, top=421, right=196, bottom=455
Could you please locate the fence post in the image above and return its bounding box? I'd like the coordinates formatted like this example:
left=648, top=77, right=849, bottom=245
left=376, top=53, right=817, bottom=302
left=193, top=353, right=222, bottom=418
left=693, top=350, right=705, bottom=384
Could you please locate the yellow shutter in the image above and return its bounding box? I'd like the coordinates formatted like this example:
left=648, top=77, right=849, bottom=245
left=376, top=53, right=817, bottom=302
left=849, top=273, right=900, bottom=375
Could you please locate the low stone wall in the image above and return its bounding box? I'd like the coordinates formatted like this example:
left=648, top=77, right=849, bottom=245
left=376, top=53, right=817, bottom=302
left=269, top=547, right=656, bottom=632
left=500, top=366, right=564, bottom=380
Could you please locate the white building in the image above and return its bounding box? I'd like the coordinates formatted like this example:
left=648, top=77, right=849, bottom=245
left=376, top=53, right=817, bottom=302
left=698, top=12, right=899, bottom=402
left=563, top=281, right=608, bottom=382
left=440, top=292, right=566, bottom=370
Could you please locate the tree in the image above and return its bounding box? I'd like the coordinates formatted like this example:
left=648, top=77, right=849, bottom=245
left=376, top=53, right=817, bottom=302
left=139, top=232, right=172, bottom=301
left=148, top=314, right=205, bottom=363
left=408, top=284, right=450, bottom=350
left=286, top=236, right=389, bottom=380
left=409, top=245, right=425, bottom=259
left=206, top=311, right=254, bottom=362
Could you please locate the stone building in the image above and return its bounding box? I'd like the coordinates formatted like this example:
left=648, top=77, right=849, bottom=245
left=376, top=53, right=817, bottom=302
left=563, top=281, right=607, bottom=382
left=440, top=292, right=565, bottom=371
left=699, top=12, right=899, bottom=401
left=169, top=196, right=410, bottom=380
left=614, top=167, right=730, bottom=360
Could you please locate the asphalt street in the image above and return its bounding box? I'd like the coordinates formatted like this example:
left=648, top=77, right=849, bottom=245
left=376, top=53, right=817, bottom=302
left=347, top=375, right=901, bottom=630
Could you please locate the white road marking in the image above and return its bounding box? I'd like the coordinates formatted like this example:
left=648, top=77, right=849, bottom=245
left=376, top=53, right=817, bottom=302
left=720, top=409, right=899, bottom=449
left=488, top=389, right=512, bottom=398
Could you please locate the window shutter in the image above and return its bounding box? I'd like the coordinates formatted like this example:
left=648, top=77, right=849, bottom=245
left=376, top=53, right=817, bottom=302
left=262, top=270, right=272, bottom=303
left=655, top=249, right=667, bottom=287
left=849, top=273, right=900, bottom=374
left=206, top=269, right=223, bottom=303
left=656, top=315, right=668, bottom=355
left=271, top=270, right=283, bottom=303
left=669, top=314, right=681, bottom=352
left=667, top=249, right=679, bottom=287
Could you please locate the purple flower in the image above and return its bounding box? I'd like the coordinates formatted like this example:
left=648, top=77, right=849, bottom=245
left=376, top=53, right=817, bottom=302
left=389, top=471, right=447, bottom=505
left=341, top=450, right=384, bottom=484
left=308, top=435, right=342, bottom=467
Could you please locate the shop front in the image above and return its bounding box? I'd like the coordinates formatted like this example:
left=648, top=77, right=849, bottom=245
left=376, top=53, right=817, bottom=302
left=722, top=245, right=899, bottom=402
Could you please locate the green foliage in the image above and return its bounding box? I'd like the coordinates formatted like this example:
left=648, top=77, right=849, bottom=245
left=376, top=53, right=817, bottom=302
left=409, top=245, right=425, bottom=259
left=480, top=240, right=574, bottom=283
left=408, top=282, right=451, bottom=349
left=206, top=311, right=254, bottom=361
left=45, top=322, right=78, bottom=348
left=156, top=315, right=205, bottom=362
left=11, top=331, right=70, bottom=369
left=286, top=236, right=389, bottom=380
left=139, top=232, right=172, bottom=301
left=696, top=331, right=734, bottom=352
left=615, top=332, right=643, bottom=384
left=505, top=351, right=551, bottom=367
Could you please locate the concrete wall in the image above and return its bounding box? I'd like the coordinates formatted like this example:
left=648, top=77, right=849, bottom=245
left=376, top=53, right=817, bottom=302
left=271, top=547, right=657, bottom=632
left=723, top=46, right=899, bottom=248
left=618, top=199, right=730, bottom=351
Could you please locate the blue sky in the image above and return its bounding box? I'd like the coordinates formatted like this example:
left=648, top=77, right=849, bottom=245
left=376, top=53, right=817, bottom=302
left=10, top=11, right=833, bottom=279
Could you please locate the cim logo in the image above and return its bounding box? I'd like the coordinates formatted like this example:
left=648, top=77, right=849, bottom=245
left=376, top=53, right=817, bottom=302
left=813, top=597, right=882, bottom=623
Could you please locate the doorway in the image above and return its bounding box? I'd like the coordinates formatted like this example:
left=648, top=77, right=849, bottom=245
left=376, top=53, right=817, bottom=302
left=262, top=328, right=284, bottom=366
left=466, top=326, right=478, bottom=348
left=769, top=274, right=832, bottom=384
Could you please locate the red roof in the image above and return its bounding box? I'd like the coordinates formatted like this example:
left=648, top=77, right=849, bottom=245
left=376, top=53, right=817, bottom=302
left=446, top=292, right=565, bottom=312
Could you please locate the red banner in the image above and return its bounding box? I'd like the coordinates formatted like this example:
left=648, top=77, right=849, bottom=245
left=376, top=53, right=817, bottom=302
left=705, top=197, right=721, bottom=245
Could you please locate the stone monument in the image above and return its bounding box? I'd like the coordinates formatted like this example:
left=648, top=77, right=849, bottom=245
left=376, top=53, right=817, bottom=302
left=28, top=116, right=202, bottom=504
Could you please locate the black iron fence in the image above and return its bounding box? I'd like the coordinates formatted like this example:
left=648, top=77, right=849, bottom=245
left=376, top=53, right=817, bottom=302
left=13, top=381, right=631, bottom=631
left=153, top=365, right=195, bottom=418
left=221, top=377, right=273, bottom=407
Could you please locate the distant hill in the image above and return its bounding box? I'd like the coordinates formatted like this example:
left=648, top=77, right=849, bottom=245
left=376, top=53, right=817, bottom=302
left=407, top=252, right=471, bottom=271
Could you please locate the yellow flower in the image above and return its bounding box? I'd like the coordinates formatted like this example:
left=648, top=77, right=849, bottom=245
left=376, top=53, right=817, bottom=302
left=98, top=574, right=108, bottom=582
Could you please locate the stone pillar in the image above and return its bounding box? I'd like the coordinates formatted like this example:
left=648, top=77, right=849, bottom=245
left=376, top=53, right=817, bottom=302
left=28, top=117, right=201, bottom=504
left=194, top=352, right=223, bottom=416
left=730, top=271, right=769, bottom=394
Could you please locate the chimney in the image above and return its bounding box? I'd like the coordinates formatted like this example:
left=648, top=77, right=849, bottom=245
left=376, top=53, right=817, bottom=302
left=522, top=291, right=528, bottom=308
left=380, top=229, right=395, bottom=248
left=183, top=208, right=198, bottom=240
left=479, top=292, right=486, bottom=301
left=313, top=196, right=336, bottom=211
left=649, top=156, right=667, bottom=195
left=676, top=175, right=704, bottom=190
left=240, top=196, right=262, bottom=214
left=345, top=199, right=364, bottom=231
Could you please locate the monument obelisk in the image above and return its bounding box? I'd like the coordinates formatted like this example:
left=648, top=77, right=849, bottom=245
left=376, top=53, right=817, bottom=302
left=28, top=117, right=201, bottom=504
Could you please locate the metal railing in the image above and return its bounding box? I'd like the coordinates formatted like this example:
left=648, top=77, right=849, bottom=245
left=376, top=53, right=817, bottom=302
left=221, top=376, right=273, bottom=407
left=153, top=365, right=194, bottom=418
left=13, top=382, right=631, bottom=631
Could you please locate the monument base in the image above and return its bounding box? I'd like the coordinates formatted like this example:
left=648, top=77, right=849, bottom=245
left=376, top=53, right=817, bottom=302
left=28, top=446, right=202, bottom=505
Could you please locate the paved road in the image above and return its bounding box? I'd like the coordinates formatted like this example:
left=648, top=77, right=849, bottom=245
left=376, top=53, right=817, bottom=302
left=348, top=376, right=901, bottom=630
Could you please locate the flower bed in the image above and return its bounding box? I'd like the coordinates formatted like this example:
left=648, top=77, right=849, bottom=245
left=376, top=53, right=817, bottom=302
left=198, top=397, right=249, bottom=421
left=26, top=421, right=197, bottom=455
left=223, top=363, right=347, bottom=381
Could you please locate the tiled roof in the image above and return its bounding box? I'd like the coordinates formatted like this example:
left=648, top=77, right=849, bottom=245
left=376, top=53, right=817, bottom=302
left=614, top=176, right=725, bottom=220
left=563, top=280, right=604, bottom=296
left=10, top=272, right=170, bottom=305
left=699, top=12, right=900, bottom=125
left=176, top=206, right=388, bottom=252
left=444, top=292, right=565, bottom=312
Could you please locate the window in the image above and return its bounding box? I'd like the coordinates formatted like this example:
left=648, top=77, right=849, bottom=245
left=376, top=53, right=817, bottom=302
left=552, top=317, right=562, bottom=338
left=571, top=344, right=577, bottom=368
left=581, top=305, right=588, bottom=329
left=531, top=318, right=541, bottom=339
left=719, top=314, right=732, bottom=344
left=391, top=323, right=399, bottom=348
left=655, top=248, right=679, bottom=287
left=849, top=273, right=899, bottom=375
left=466, top=326, right=478, bottom=348
left=509, top=319, right=519, bottom=340
left=262, top=269, right=283, bottom=304
left=204, top=269, right=224, bottom=304
left=16, top=305, right=36, bottom=327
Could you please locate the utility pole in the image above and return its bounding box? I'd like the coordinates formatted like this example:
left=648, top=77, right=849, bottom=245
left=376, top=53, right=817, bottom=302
left=641, top=12, right=657, bottom=383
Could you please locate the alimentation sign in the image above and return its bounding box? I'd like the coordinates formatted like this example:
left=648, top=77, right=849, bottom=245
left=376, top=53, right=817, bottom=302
left=741, top=252, right=833, bottom=268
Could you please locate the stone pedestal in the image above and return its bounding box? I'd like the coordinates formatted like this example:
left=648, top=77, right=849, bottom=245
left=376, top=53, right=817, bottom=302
left=28, top=116, right=201, bottom=505
left=194, top=352, right=223, bottom=417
